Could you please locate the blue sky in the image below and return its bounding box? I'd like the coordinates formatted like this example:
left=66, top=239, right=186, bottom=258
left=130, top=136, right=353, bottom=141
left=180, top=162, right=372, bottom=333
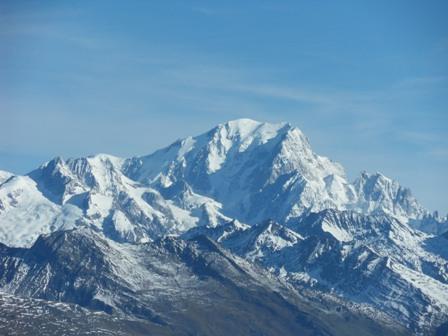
left=1, top=1, right=447, bottom=212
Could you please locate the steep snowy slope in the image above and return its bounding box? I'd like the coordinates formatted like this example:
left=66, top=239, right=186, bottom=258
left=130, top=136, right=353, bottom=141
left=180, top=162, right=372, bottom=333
left=0, top=174, right=78, bottom=247
left=352, top=172, right=424, bottom=219
left=0, top=154, right=199, bottom=246
left=1, top=119, right=444, bottom=247
left=0, top=170, right=13, bottom=184
left=1, top=118, right=447, bottom=334
left=124, top=119, right=445, bottom=231
left=0, top=228, right=406, bottom=336
left=124, top=119, right=357, bottom=225
left=186, top=210, right=448, bottom=334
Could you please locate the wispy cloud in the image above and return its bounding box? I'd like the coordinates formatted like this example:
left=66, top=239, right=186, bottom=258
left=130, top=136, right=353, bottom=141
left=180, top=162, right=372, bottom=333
left=153, top=63, right=377, bottom=112
left=0, top=7, right=101, bottom=49
left=398, top=130, right=442, bottom=144
left=393, top=76, right=448, bottom=90
left=0, top=23, right=100, bottom=49
left=428, top=148, right=448, bottom=160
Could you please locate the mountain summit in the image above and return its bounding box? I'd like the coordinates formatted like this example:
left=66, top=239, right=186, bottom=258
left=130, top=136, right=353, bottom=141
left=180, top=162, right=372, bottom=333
left=0, top=119, right=445, bottom=247
left=0, top=119, right=447, bottom=334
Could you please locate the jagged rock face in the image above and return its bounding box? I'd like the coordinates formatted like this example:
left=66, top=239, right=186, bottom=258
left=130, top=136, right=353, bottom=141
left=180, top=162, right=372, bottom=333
left=412, top=212, right=448, bottom=235
left=0, top=119, right=445, bottom=247
left=123, top=119, right=441, bottom=229
left=0, top=119, right=447, bottom=334
left=0, top=229, right=406, bottom=336
left=186, top=211, right=448, bottom=334
left=352, top=171, right=425, bottom=220
left=0, top=155, right=199, bottom=247
left=124, top=119, right=357, bottom=225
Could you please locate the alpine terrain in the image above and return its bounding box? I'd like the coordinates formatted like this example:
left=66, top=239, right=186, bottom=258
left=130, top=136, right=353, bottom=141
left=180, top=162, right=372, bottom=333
left=0, top=119, right=447, bottom=335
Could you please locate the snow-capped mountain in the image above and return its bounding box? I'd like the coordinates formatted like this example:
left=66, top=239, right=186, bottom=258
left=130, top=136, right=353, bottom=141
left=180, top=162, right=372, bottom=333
left=353, top=171, right=425, bottom=220
left=0, top=118, right=447, bottom=334
left=1, top=119, right=444, bottom=247
left=124, top=118, right=445, bottom=232
left=0, top=228, right=405, bottom=336
left=187, top=211, right=448, bottom=333
left=0, top=154, right=199, bottom=247
left=124, top=119, right=357, bottom=225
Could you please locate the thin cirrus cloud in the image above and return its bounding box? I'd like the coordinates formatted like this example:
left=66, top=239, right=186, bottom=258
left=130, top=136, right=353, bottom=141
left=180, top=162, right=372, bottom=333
left=0, top=1, right=447, bottom=212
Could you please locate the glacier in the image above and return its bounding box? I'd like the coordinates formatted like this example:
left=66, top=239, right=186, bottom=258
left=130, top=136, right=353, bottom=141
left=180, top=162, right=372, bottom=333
left=0, top=118, right=447, bottom=334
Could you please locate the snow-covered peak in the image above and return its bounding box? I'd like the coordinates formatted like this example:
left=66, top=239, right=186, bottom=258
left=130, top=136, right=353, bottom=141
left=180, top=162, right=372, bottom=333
left=353, top=171, right=425, bottom=220
left=124, top=119, right=357, bottom=225
left=0, top=170, right=14, bottom=184
left=292, top=208, right=414, bottom=244
left=126, top=119, right=293, bottom=180
left=220, top=117, right=263, bottom=129
left=213, top=118, right=290, bottom=147
left=215, top=219, right=303, bottom=258
left=28, top=157, right=77, bottom=204
left=182, top=218, right=250, bottom=242
left=66, top=154, right=125, bottom=192
left=0, top=153, right=200, bottom=246
left=1, top=118, right=443, bottom=247
left=85, top=153, right=125, bottom=168
left=0, top=174, right=67, bottom=247
left=28, top=154, right=127, bottom=204
left=202, top=119, right=292, bottom=173
left=123, top=119, right=435, bottom=229
left=1, top=118, right=447, bottom=334
left=252, top=219, right=303, bottom=249
left=411, top=212, right=448, bottom=235
left=269, top=124, right=346, bottom=182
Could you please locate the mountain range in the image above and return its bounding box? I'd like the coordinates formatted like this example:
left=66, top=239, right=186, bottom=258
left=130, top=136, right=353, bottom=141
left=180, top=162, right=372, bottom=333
left=0, top=119, right=447, bottom=335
